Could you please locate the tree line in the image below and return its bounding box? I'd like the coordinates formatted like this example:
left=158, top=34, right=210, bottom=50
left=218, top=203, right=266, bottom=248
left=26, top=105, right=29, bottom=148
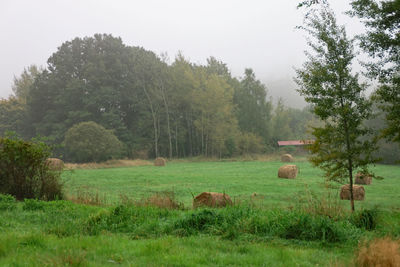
left=1, top=34, right=316, bottom=162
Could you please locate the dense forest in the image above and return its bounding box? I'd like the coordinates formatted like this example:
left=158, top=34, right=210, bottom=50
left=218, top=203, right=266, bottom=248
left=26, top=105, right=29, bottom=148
left=0, top=34, right=398, bottom=162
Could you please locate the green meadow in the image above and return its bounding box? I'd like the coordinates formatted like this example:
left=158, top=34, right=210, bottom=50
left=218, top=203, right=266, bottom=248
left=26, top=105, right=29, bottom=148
left=1, top=160, right=399, bottom=266
left=64, top=160, right=400, bottom=210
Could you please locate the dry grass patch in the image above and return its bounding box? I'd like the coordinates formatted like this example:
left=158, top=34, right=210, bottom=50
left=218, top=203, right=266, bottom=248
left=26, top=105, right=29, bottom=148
left=134, top=191, right=183, bottom=209
left=356, top=237, right=400, bottom=267
left=66, top=187, right=107, bottom=206
left=64, top=159, right=152, bottom=170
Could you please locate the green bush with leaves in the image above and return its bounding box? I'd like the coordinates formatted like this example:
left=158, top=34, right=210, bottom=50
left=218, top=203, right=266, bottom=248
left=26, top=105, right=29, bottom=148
left=64, top=121, right=123, bottom=163
left=0, top=135, right=63, bottom=200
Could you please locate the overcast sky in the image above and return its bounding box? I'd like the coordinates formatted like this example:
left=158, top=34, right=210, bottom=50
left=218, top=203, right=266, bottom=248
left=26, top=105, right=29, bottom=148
left=0, top=0, right=366, bottom=107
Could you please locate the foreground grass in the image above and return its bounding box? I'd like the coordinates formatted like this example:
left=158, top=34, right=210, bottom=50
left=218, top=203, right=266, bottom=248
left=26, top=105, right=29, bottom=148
left=0, top=233, right=352, bottom=266
left=0, top=200, right=362, bottom=266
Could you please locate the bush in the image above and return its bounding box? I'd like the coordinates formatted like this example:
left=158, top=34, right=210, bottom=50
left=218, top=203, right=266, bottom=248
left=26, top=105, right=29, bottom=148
left=351, top=208, right=379, bottom=231
left=0, top=193, right=16, bottom=210
left=23, top=198, right=46, bottom=211
left=0, top=135, right=63, bottom=200
left=64, top=121, right=123, bottom=163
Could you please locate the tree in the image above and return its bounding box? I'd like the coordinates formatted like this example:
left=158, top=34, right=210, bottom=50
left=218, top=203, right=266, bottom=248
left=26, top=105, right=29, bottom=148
left=349, top=0, right=400, bottom=145
left=0, top=97, right=26, bottom=137
left=12, top=65, right=42, bottom=103
left=234, top=68, right=272, bottom=144
left=271, top=98, right=292, bottom=143
left=64, top=121, right=123, bottom=163
left=26, top=34, right=147, bottom=155
left=192, top=68, right=239, bottom=157
left=295, top=4, right=378, bottom=212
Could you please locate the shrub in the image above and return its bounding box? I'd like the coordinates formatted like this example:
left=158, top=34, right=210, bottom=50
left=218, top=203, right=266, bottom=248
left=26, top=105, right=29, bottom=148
left=351, top=208, right=379, bottom=231
left=0, top=193, right=16, bottom=210
left=23, top=198, right=46, bottom=211
left=64, top=121, right=123, bottom=163
left=0, top=135, right=63, bottom=200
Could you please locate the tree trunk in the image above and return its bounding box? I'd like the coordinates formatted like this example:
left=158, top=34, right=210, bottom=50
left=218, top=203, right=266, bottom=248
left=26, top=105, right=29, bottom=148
left=175, top=120, right=179, bottom=158
left=160, top=82, right=173, bottom=158
left=341, top=97, right=355, bottom=212
left=143, top=84, right=158, bottom=158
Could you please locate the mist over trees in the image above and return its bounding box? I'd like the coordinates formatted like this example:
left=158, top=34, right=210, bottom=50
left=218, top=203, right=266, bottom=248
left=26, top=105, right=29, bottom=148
left=0, top=34, right=317, bottom=162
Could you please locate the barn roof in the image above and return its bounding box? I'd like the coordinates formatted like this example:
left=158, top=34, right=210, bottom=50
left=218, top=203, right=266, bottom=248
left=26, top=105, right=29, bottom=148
left=277, top=140, right=314, bottom=146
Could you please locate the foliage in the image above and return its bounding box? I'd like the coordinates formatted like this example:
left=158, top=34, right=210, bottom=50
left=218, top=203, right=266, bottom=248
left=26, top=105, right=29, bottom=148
left=295, top=4, right=378, bottom=211
left=0, top=98, right=26, bottom=137
left=0, top=33, right=342, bottom=159
left=0, top=135, right=63, bottom=200
left=349, top=0, right=400, bottom=146
left=364, top=103, right=400, bottom=164
left=237, top=132, right=264, bottom=155
left=271, top=98, right=293, bottom=143
left=12, top=65, right=42, bottom=103
left=64, top=121, right=123, bottom=163
left=234, top=68, right=272, bottom=143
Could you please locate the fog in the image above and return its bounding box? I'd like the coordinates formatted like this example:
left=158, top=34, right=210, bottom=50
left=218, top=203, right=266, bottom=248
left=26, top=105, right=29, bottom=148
left=0, top=0, right=366, bottom=108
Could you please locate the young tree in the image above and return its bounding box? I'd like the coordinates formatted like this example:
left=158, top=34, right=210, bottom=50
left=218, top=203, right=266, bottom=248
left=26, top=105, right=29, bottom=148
left=295, top=5, right=378, bottom=212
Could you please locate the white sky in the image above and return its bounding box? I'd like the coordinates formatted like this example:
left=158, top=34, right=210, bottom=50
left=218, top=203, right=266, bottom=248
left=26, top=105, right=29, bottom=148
left=0, top=0, right=366, bottom=107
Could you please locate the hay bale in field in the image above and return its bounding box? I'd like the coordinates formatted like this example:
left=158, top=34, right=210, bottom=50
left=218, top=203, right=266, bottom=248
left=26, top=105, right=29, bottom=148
left=340, top=184, right=365, bottom=201
left=46, top=158, right=64, bottom=171
left=154, top=157, right=166, bottom=166
left=281, top=154, right=293, bottom=162
left=355, top=172, right=372, bottom=185
left=278, top=165, right=298, bottom=179
left=193, top=192, right=232, bottom=208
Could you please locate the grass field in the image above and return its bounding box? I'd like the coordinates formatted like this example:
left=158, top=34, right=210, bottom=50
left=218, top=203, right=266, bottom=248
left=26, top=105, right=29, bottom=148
left=1, top=159, right=400, bottom=266
left=64, top=160, right=400, bottom=210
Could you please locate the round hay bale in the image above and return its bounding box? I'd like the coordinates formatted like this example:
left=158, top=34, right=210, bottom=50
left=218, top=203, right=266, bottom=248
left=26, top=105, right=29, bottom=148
left=355, top=172, right=372, bottom=185
left=193, top=192, right=232, bottom=208
left=278, top=165, right=298, bottom=179
left=340, top=184, right=365, bottom=201
left=45, top=158, right=64, bottom=171
left=281, top=154, right=294, bottom=162
left=154, top=157, right=166, bottom=166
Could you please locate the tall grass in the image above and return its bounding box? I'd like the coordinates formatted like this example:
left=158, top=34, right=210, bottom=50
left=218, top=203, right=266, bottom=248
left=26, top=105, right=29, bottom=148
left=356, top=237, right=400, bottom=266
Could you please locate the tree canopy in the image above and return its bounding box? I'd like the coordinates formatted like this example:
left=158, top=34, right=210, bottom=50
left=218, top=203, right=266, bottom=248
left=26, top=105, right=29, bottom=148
left=0, top=34, right=321, bottom=161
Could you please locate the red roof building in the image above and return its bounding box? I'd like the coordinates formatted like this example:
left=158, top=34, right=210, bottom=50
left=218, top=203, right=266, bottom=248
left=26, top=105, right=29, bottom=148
left=277, top=140, right=314, bottom=146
